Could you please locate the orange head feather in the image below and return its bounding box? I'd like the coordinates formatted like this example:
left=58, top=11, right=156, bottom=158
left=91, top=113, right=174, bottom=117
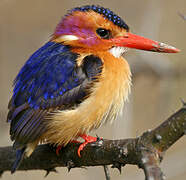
left=52, top=5, right=179, bottom=54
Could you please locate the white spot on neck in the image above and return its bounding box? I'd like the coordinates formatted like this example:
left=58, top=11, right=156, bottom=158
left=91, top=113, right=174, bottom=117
left=109, top=47, right=128, bottom=58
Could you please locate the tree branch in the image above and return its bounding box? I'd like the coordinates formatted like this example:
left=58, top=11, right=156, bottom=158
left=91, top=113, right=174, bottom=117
left=0, top=104, right=185, bottom=180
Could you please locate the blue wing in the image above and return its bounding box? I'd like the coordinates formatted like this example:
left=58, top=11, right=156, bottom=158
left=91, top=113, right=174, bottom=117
left=8, top=41, right=103, bottom=147
left=12, top=42, right=80, bottom=109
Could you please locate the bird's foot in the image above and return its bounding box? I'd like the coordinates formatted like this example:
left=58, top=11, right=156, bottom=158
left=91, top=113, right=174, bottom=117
left=78, top=134, right=99, bottom=157
left=56, top=140, right=81, bottom=155
left=56, top=145, right=62, bottom=156
left=71, top=140, right=81, bottom=144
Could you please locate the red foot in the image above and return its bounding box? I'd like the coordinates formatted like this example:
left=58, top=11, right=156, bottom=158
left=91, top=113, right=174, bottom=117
left=71, top=140, right=81, bottom=144
left=77, top=134, right=98, bottom=157
left=56, top=145, right=62, bottom=156
left=56, top=140, right=81, bottom=156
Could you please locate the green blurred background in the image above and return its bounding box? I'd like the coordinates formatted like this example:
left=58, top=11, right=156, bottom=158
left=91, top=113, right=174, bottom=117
left=0, top=0, right=186, bottom=179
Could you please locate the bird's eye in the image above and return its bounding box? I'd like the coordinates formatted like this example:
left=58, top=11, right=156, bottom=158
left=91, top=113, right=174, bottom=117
left=96, top=28, right=111, bottom=39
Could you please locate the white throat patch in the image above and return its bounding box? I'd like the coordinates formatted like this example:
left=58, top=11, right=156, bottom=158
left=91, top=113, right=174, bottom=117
left=109, top=47, right=128, bottom=58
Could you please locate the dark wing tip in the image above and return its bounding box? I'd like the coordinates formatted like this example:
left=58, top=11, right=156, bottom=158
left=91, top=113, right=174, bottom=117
left=11, top=147, right=26, bottom=174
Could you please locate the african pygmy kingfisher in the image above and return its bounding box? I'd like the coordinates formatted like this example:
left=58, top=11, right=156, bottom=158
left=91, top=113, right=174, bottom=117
left=7, top=5, right=180, bottom=173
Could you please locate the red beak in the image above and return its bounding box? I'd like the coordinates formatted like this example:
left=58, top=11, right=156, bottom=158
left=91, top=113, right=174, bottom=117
left=111, top=32, right=180, bottom=53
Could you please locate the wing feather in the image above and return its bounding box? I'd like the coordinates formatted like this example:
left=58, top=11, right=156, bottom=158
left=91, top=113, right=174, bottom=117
left=8, top=42, right=103, bottom=148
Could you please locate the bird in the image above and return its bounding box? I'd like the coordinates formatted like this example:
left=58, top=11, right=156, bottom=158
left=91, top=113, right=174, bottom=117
left=7, top=5, right=180, bottom=173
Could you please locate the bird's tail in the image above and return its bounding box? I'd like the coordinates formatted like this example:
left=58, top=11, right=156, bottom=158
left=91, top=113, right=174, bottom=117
left=11, top=147, right=26, bottom=174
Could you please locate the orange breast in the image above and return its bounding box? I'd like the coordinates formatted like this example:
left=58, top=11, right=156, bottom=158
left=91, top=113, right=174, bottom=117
left=42, top=51, right=131, bottom=146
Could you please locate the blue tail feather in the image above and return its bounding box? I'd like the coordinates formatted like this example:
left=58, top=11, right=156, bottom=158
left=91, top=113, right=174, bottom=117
left=11, top=147, right=26, bottom=174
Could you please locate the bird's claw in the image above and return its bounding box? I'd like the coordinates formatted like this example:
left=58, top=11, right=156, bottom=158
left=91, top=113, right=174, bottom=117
left=77, top=134, right=101, bottom=157
left=56, top=140, right=81, bottom=156
left=56, top=145, right=62, bottom=156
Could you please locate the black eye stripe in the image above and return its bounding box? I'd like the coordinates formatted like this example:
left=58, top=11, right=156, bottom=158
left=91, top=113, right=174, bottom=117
left=96, top=28, right=111, bottom=39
